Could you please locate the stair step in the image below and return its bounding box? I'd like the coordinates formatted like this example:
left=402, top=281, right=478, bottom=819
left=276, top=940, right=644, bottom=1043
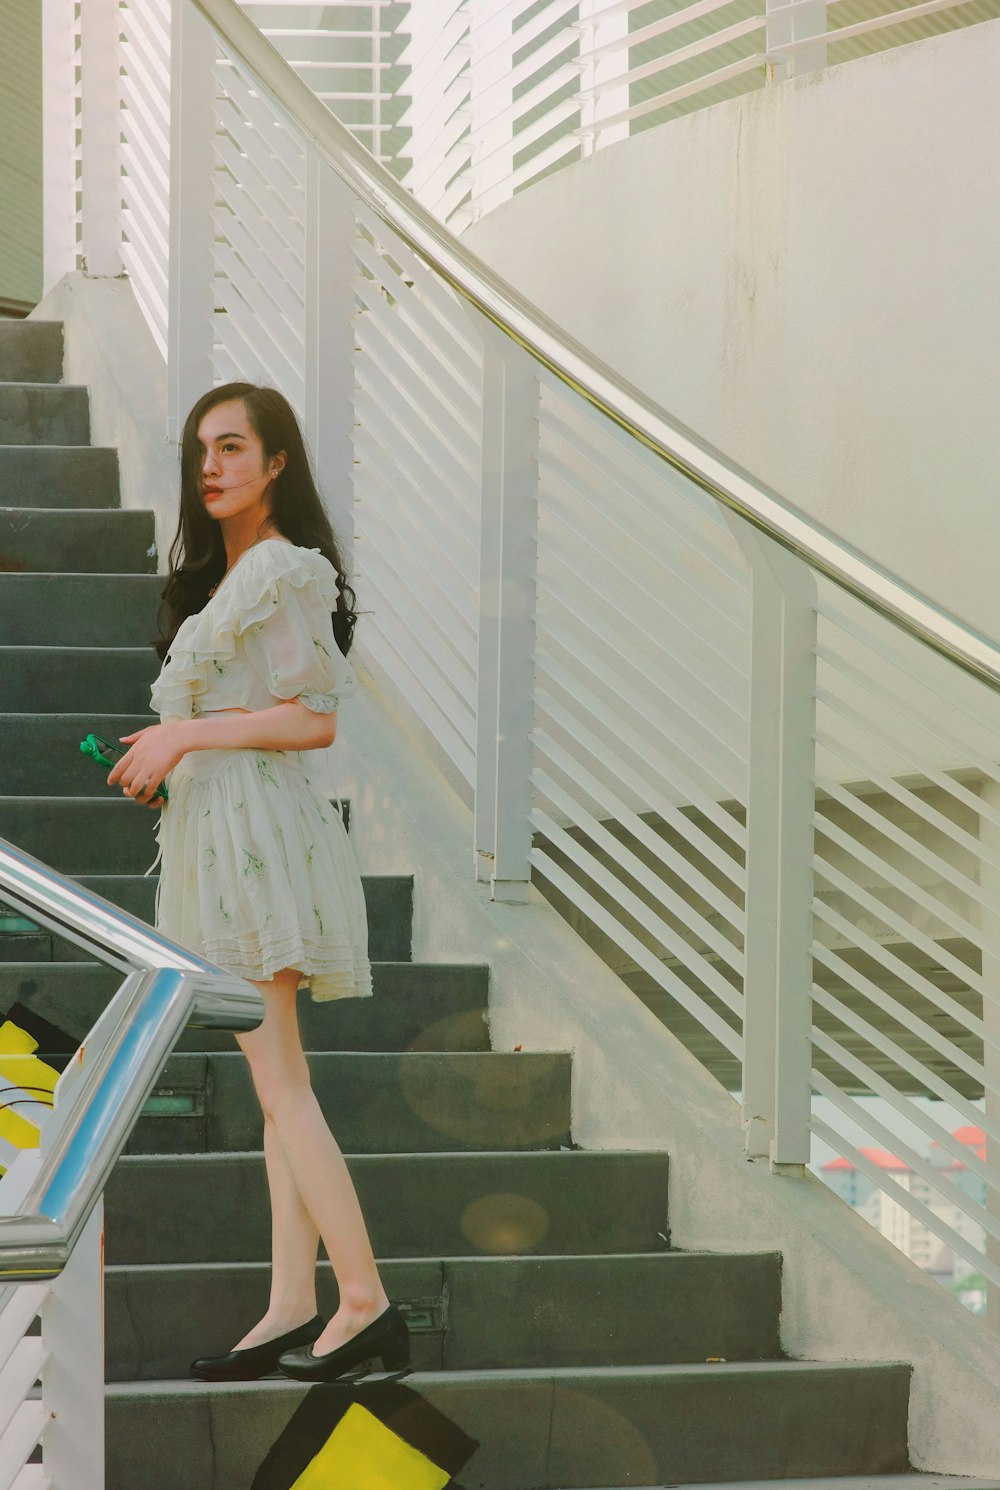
left=0, top=714, right=155, bottom=794
left=0, top=869, right=413, bottom=964
left=0, top=648, right=160, bottom=713
left=0, top=446, right=120, bottom=506
left=125, top=1049, right=571, bottom=1155
left=103, top=1361, right=911, bottom=1490
left=0, top=574, right=162, bottom=644
left=0, top=960, right=489, bottom=1052
left=0, top=508, right=156, bottom=571
left=0, top=384, right=90, bottom=445
left=105, top=1251, right=784, bottom=1380
left=0, top=322, right=63, bottom=383
left=105, top=1151, right=671, bottom=1263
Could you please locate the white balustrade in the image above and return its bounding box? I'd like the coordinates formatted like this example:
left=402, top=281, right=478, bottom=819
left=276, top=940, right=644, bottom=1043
left=35, top=13, right=1000, bottom=1471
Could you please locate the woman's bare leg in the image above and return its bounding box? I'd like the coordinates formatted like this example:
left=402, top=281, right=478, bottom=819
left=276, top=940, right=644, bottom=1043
left=233, top=969, right=389, bottom=1356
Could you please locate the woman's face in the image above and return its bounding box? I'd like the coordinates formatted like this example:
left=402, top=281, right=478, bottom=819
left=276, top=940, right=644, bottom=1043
left=196, top=398, right=286, bottom=523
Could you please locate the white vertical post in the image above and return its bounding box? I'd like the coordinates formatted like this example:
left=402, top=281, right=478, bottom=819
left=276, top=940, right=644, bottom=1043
left=465, top=0, right=516, bottom=225
left=766, top=0, right=827, bottom=81
left=305, top=151, right=358, bottom=570
left=734, top=523, right=817, bottom=1171
left=473, top=324, right=539, bottom=900
left=976, top=777, right=1000, bottom=1332
left=167, top=0, right=217, bottom=443
left=79, top=0, right=122, bottom=278
left=41, top=1200, right=105, bottom=1490
left=41, top=0, right=78, bottom=294
left=578, top=0, right=630, bottom=156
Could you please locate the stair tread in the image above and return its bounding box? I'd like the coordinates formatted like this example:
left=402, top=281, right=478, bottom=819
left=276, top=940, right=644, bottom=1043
left=106, top=1358, right=912, bottom=1397
left=105, top=1248, right=779, bottom=1273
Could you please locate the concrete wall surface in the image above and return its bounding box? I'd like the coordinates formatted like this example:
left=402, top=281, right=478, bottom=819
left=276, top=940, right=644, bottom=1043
left=329, top=641, right=1000, bottom=1477
left=462, top=21, right=1000, bottom=645
left=0, top=0, right=42, bottom=310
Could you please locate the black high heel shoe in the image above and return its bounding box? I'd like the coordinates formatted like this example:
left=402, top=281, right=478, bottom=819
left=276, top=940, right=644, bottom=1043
left=190, top=1314, right=324, bottom=1382
left=278, top=1303, right=411, bottom=1383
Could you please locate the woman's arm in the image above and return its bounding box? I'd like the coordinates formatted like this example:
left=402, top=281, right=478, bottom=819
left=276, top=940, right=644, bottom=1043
left=108, top=700, right=335, bottom=805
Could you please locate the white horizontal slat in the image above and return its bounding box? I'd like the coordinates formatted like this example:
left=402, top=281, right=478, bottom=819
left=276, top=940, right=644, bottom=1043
left=0, top=1400, right=49, bottom=1490
left=813, top=898, right=986, bottom=1048
left=534, top=724, right=746, bottom=930
left=121, top=0, right=170, bottom=61
left=814, top=801, right=983, bottom=948
left=470, top=0, right=579, bottom=72
left=811, top=977, right=994, bottom=1128
left=215, top=233, right=304, bottom=331
left=217, top=60, right=306, bottom=184
left=777, top=0, right=973, bottom=53
left=353, top=425, right=480, bottom=590
left=351, top=237, right=481, bottom=400
left=538, top=598, right=748, bottom=807
left=0, top=1288, right=48, bottom=1377
left=540, top=394, right=752, bottom=594
left=529, top=840, right=745, bottom=1059
left=811, top=1065, right=1000, bottom=1244
left=813, top=856, right=988, bottom=1002
left=815, top=703, right=1000, bottom=857
left=534, top=662, right=748, bottom=867
left=355, top=578, right=477, bottom=756
left=539, top=448, right=750, bottom=653
left=531, top=784, right=746, bottom=1014
left=119, top=71, right=171, bottom=162
left=814, top=770, right=990, bottom=918
left=120, top=244, right=169, bottom=359
left=359, top=627, right=476, bottom=788
left=580, top=15, right=765, bottom=99
left=214, top=96, right=306, bottom=216
left=213, top=290, right=304, bottom=412
left=469, top=60, right=580, bottom=141
left=820, top=595, right=1000, bottom=744
left=351, top=452, right=478, bottom=633
left=818, top=638, right=1000, bottom=798
left=474, top=132, right=583, bottom=217
left=212, top=233, right=305, bottom=368
left=811, top=1111, right=1000, bottom=1289
left=356, top=510, right=478, bottom=677
left=470, top=97, right=580, bottom=179
left=0, top=1338, right=47, bottom=1444
left=351, top=269, right=480, bottom=440
left=534, top=739, right=745, bottom=969
left=353, top=205, right=484, bottom=360
left=540, top=544, right=748, bottom=769
left=213, top=221, right=304, bottom=342
left=472, top=26, right=581, bottom=112
left=353, top=344, right=480, bottom=511
left=119, top=137, right=170, bottom=230
left=118, top=35, right=170, bottom=132
left=120, top=175, right=170, bottom=265
left=214, top=135, right=306, bottom=262
left=355, top=539, right=477, bottom=713
left=581, top=53, right=767, bottom=137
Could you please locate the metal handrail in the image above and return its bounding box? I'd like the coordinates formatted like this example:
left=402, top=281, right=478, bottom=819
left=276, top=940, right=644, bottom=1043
left=195, top=0, right=1000, bottom=695
left=0, top=838, right=263, bottom=1278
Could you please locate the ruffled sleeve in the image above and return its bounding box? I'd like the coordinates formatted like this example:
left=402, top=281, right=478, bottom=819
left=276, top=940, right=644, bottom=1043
left=241, top=558, right=355, bottom=714
left=149, top=541, right=357, bottom=720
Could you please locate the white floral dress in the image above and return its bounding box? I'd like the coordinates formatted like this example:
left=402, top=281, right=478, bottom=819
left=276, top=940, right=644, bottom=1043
left=146, top=538, right=373, bottom=1002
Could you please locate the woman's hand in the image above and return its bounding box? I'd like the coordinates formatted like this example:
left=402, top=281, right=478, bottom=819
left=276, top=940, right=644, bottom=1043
left=107, top=722, right=192, bottom=807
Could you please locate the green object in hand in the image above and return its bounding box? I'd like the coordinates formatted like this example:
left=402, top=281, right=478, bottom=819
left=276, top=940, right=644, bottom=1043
left=79, top=732, right=169, bottom=803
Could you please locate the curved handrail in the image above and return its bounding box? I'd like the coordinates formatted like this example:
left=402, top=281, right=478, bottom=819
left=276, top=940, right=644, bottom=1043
left=196, top=0, right=1000, bottom=695
left=0, top=838, right=263, bottom=1277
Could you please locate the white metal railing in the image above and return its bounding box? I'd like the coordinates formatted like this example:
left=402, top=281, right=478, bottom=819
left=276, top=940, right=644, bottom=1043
left=0, top=840, right=263, bottom=1487
left=40, top=0, right=1000, bottom=1336
left=393, top=0, right=1000, bottom=230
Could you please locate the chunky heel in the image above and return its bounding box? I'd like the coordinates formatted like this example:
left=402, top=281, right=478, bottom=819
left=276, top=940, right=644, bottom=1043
left=278, top=1303, right=412, bottom=1384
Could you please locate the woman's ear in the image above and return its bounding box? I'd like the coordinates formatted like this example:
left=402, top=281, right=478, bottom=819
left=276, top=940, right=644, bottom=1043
left=269, top=450, right=288, bottom=480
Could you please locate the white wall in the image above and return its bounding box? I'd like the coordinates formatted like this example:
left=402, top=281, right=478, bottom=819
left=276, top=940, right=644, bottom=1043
left=462, top=21, right=1000, bottom=643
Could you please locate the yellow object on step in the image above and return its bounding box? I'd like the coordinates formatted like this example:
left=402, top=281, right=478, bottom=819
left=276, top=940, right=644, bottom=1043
left=0, top=1020, right=59, bottom=1174
left=289, top=1402, right=450, bottom=1490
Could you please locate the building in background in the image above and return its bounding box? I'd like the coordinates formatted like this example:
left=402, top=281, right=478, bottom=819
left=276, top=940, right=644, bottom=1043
left=820, top=1127, right=988, bottom=1313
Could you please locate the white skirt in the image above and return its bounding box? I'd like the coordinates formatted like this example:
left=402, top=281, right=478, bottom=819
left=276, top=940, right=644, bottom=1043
left=147, top=745, right=373, bottom=1002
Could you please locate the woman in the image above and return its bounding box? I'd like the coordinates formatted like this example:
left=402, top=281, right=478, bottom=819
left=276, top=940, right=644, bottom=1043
left=107, top=382, right=409, bottom=1385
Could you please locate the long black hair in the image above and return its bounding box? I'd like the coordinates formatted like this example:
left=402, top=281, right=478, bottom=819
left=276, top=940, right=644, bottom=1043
left=154, top=382, right=359, bottom=661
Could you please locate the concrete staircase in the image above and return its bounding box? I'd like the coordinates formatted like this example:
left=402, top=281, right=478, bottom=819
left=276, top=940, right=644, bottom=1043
left=2, top=319, right=993, bottom=1488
